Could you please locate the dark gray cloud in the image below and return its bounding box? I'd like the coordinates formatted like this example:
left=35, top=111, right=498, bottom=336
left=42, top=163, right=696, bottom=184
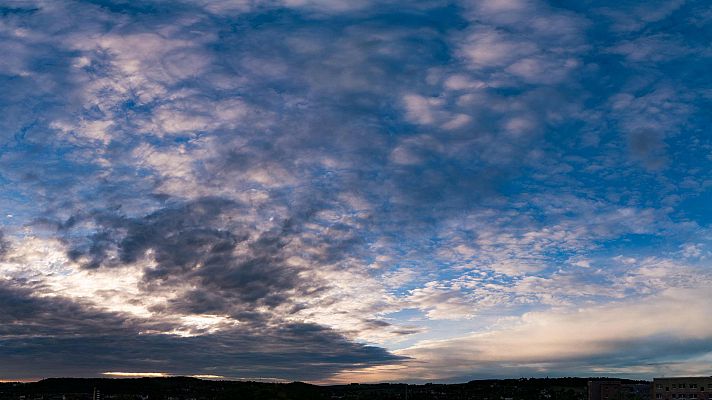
left=0, top=280, right=403, bottom=380
left=0, top=231, right=8, bottom=259
left=63, top=197, right=339, bottom=315
left=628, top=128, right=668, bottom=171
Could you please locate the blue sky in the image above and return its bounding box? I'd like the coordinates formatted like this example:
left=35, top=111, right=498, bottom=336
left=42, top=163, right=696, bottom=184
left=1, top=0, right=712, bottom=383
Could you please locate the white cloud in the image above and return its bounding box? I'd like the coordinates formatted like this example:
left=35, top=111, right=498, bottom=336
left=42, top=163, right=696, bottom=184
left=402, top=94, right=443, bottom=125
left=382, top=268, right=419, bottom=288
left=287, top=262, right=406, bottom=343
left=680, top=243, right=704, bottom=259
left=443, top=74, right=486, bottom=91
left=0, top=235, right=242, bottom=336
left=598, top=0, right=685, bottom=32
left=333, top=286, right=712, bottom=382
left=506, top=57, right=580, bottom=85
left=459, top=27, right=538, bottom=69
left=405, top=281, right=475, bottom=320
left=608, top=34, right=692, bottom=63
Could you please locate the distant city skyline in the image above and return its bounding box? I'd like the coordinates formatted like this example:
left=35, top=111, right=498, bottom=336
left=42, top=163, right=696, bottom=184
left=0, top=0, right=711, bottom=383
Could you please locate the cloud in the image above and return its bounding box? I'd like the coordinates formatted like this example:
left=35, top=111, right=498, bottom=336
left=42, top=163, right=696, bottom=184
left=0, top=231, right=8, bottom=260
left=332, top=286, right=712, bottom=382
left=460, top=27, right=538, bottom=69
left=607, top=85, right=693, bottom=171
left=57, top=196, right=389, bottom=327
left=597, top=0, right=686, bottom=33
left=607, top=34, right=692, bottom=63
left=0, top=279, right=403, bottom=381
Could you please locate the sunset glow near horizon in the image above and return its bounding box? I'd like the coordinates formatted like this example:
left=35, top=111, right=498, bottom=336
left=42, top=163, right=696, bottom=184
left=1, top=0, right=711, bottom=384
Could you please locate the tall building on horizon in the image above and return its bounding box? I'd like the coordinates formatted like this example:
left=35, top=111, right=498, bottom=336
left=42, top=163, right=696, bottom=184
left=652, top=377, right=712, bottom=400
left=589, top=380, right=651, bottom=400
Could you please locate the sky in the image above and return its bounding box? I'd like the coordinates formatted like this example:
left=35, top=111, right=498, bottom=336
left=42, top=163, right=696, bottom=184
left=0, top=0, right=711, bottom=384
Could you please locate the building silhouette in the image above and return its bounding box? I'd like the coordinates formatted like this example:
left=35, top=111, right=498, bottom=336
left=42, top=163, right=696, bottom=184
left=652, top=377, right=712, bottom=400
left=589, top=380, right=651, bottom=400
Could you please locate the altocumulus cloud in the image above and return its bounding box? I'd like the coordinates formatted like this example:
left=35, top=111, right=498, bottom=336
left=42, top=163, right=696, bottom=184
left=1, top=0, right=712, bottom=383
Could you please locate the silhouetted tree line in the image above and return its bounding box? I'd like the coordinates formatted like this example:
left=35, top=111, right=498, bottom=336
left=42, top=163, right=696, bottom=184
left=0, top=377, right=650, bottom=400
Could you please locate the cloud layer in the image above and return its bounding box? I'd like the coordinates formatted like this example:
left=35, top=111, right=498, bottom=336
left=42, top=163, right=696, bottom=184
left=1, top=0, right=712, bottom=382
